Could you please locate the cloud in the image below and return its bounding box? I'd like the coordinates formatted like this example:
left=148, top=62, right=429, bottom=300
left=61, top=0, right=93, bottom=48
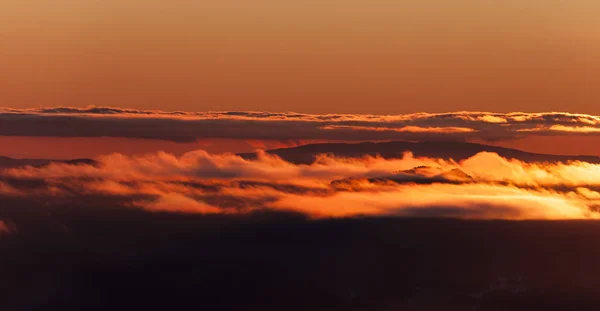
left=272, top=184, right=591, bottom=219
left=134, top=193, right=224, bottom=214
left=0, top=220, right=11, bottom=235
left=319, top=125, right=477, bottom=133
left=2, top=107, right=600, bottom=142
left=3, top=149, right=600, bottom=220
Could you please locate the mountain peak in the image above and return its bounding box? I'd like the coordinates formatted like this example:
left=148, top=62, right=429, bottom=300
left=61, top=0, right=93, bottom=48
left=239, top=141, right=600, bottom=164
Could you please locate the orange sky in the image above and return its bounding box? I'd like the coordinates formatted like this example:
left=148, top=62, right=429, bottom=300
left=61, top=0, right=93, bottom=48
left=0, top=136, right=330, bottom=159
left=2, top=1, right=600, bottom=114
left=2, top=135, right=600, bottom=160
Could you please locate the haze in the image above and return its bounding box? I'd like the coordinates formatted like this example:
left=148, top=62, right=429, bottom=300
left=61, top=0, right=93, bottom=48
left=2, top=0, right=599, bottom=114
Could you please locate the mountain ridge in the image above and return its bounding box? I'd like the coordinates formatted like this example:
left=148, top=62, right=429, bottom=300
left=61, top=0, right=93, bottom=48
left=2, top=141, right=598, bottom=169
left=239, top=141, right=600, bottom=164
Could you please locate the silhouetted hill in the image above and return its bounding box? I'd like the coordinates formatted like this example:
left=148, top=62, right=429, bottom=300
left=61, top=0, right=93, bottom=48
left=0, top=156, right=98, bottom=169
left=239, top=141, right=600, bottom=164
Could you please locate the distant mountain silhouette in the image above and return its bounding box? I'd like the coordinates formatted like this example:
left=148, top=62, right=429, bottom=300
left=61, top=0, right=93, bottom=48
left=0, top=156, right=98, bottom=169
left=239, top=141, right=600, bottom=164
left=2, top=141, right=598, bottom=169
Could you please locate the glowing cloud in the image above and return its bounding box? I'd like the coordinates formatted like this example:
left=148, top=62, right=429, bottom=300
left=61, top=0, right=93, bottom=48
left=320, top=125, right=477, bottom=133
left=3, top=149, right=600, bottom=220
left=0, top=220, right=13, bottom=235
left=2, top=107, right=600, bottom=143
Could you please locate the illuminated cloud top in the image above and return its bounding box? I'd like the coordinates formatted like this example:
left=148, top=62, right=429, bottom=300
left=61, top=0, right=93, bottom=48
left=2, top=107, right=600, bottom=142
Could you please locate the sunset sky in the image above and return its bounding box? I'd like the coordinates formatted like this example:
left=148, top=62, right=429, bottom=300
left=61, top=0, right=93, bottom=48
left=3, top=0, right=600, bottom=210
left=5, top=3, right=600, bottom=308
left=2, top=0, right=599, bottom=114
left=7, top=3, right=600, bottom=310
left=5, top=4, right=600, bottom=311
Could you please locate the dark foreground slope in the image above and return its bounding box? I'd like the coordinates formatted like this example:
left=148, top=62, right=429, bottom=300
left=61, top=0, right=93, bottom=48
left=2, top=197, right=600, bottom=310
left=240, top=141, right=600, bottom=164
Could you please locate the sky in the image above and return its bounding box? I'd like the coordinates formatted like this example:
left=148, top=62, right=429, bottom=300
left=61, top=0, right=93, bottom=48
left=2, top=1, right=600, bottom=157
left=6, top=3, right=600, bottom=305
left=2, top=0, right=600, bottom=114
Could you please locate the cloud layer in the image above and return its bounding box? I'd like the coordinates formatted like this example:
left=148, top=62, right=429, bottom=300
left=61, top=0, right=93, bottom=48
left=2, top=149, right=600, bottom=220
left=3, top=107, right=600, bottom=142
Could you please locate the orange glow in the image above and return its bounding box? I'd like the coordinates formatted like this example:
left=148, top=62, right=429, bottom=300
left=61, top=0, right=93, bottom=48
left=549, top=125, right=600, bottom=133
left=4, top=150, right=600, bottom=219
left=0, top=136, right=340, bottom=159
left=1, top=1, right=600, bottom=114
left=320, top=125, right=476, bottom=133
left=0, top=220, right=13, bottom=235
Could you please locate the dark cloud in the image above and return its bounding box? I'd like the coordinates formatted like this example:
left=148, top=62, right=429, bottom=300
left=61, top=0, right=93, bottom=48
left=2, top=107, right=600, bottom=142
left=332, top=167, right=474, bottom=187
